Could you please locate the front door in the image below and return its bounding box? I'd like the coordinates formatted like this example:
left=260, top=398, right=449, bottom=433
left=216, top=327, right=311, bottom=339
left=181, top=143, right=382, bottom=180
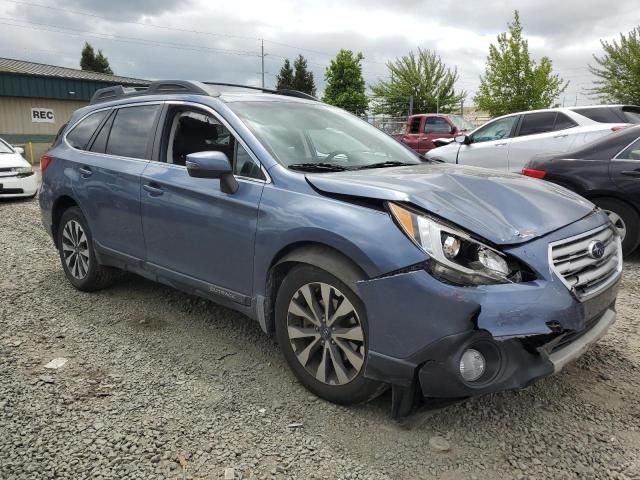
left=140, top=104, right=266, bottom=300
left=456, top=115, right=519, bottom=171
left=610, top=137, right=640, bottom=207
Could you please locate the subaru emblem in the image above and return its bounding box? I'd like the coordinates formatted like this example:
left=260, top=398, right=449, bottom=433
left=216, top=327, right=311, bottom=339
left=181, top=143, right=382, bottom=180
left=588, top=240, right=605, bottom=259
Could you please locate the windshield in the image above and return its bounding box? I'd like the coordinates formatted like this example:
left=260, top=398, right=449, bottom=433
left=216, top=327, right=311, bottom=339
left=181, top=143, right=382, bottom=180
left=448, top=115, right=475, bottom=131
left=0, top=139, right=14, bottom=154
left=228, top=101, right=422, bottom=170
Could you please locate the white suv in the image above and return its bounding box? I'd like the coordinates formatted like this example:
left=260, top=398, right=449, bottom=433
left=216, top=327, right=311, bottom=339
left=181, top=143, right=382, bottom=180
left=426, top=105, right=640, bottom=172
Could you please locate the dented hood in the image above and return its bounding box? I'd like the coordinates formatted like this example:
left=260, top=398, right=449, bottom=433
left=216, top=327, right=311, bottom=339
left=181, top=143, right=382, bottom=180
left=306, top=163, right=595, bottom=245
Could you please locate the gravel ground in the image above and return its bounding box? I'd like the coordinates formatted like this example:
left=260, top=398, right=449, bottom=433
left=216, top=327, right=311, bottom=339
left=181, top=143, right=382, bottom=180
left=1, top=197, right=640, bottom=480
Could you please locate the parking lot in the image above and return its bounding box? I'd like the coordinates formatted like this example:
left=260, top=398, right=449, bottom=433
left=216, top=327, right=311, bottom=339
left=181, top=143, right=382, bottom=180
left=1, top=197, right=639, bottom=480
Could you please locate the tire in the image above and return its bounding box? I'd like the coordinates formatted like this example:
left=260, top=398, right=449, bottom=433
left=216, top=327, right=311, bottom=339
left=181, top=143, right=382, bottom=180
left=275, top=264, right=385, bottom=405
left=57, top=206, right=118, bottom=291
left=593, top=198, right=640, bottom=256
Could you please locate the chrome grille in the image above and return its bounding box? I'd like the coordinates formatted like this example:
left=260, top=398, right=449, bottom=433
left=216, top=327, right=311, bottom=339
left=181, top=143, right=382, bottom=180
left=549, top=225, right=622, bottom=301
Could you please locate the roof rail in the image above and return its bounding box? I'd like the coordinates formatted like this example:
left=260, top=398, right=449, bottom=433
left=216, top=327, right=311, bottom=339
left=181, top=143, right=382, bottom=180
left=90, top=80, right=217, bottom=105
left=89, top=80, right=319, bottom=105
left=202, top=82, right=319, bottom=101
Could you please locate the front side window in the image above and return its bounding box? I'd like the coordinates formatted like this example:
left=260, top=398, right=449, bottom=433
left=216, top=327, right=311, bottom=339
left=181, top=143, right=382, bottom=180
left=228, top=101, right=422, bottom=170
left=424, top=117, right=452, bottom=134
left=106, top=105, right=160, bottom=159
left=66, top=110, right=109, bottom=150
left=164, top=107, right=264, bottom=180
left=517, top=112, right=557, bottom=137
left=617, top=137, right=640, bottom=160
left=471, top=116, right=517, bottom=143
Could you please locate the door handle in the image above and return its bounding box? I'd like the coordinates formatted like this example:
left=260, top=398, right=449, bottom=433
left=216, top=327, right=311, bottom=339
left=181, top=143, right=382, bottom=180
left=621, top=170, right=640, bottom=178
left=554, top=133, right=569, bottom=138
left=495, top=142, right=508, bottom=147
left=143, top=183, right=164, bottom=196
left=79, top=166, right=92, bottom=177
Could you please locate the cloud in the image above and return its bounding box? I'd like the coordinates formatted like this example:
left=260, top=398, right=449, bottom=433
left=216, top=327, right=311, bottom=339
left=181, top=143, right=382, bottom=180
left=0, top=0, right=637, bottom=106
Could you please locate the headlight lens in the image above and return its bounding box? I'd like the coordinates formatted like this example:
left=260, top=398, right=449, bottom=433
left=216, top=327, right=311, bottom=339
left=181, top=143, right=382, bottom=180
left=15, top=166, right=33, bottom=175
left=388, top=202, right=527, bottom=285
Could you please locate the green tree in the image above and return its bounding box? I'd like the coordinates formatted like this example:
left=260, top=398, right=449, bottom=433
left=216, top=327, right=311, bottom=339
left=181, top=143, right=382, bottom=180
left=474, top=11, right=567, bottom=117
left=292, top=55, right=316, bottom=96
left=589, top=27, right=640, bottom=104
left=370, top=48, right=464, bottom=116
left=80, top=42, right=113, bottom=74
left=276, top=58, right=295, bottom=90
left=322, top=49, right=369, bottom=114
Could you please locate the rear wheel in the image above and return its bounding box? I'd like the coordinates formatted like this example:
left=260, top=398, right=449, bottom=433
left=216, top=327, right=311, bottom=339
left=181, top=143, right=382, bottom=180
left=593, top=198, right=639, bottom=256
left=275, top=264, right=385, bottom=405
left=57, top=207, right=118, bottom=291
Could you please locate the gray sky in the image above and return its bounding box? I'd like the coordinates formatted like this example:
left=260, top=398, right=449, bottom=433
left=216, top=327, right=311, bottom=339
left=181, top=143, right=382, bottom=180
left=0, top=0, right=636, bottom=107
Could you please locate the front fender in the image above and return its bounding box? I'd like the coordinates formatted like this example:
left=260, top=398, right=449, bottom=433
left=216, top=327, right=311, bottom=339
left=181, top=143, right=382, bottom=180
left=252, top=183, right=427, bottom=297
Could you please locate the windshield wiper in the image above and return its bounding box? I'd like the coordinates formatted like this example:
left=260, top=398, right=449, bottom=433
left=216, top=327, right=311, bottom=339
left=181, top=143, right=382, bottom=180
left=354, top=161, right=414, bottom=170
left=288, top=163, right=350, bottom=172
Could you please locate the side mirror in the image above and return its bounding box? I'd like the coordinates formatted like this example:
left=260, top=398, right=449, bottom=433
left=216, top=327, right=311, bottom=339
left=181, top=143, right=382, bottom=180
left=450, top=126, right=457, bottom=134
left=186, top=151, right=238, bottom=194
left=455, top=134, right=470, bottom=145
left=14, top=146, right=24, bottom=155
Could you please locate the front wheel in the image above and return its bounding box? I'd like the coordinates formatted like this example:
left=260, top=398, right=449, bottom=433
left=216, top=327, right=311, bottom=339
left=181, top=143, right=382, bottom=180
left=275, top=264, right=385, bottom=405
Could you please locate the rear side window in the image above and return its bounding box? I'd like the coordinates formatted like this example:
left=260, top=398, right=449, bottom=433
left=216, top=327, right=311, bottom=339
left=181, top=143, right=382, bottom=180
left=424, top=117, right=452, bottom=134
left=554, top=113, right=578, bottom=131
left=572, top=107, right=626, bottom=123
left=106, top=105, right=160, bottom=159
left=408, top=117, right=421, bottom=134
left=66, top=110, right=108, bottom=150
left=89, top=113, right=115, bottom=153
left=517, top=112, right=557, bottom=136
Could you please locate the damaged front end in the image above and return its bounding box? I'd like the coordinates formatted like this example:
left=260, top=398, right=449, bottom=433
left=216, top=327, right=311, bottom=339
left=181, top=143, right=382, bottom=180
left=357, top=212, right=622, bottom=418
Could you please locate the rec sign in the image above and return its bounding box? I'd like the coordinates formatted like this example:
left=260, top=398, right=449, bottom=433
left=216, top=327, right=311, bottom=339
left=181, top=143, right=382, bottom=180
left=31, top=108, right=55, bottom=123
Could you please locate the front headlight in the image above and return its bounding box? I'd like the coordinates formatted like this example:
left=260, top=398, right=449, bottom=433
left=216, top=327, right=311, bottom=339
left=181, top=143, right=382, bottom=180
left=15, top=166, right=33, bottom=177
left=388, top=202, right=529, bottom=285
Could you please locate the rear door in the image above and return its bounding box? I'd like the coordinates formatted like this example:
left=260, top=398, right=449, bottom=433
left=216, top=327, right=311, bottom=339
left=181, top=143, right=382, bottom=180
left=507, top=111, right=578, bottom=172
left=70, top=103, right=161, bottom=260
left=456, top=115, right=518, bottom=171
left=419, top=116, right=453, bottom=153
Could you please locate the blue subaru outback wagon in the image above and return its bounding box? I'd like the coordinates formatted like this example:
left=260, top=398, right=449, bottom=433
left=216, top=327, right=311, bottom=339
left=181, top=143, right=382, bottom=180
left=39, top=81, right=623, bottom=416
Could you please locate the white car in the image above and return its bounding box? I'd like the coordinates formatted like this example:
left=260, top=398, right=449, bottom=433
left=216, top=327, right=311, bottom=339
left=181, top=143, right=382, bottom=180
left=0, top=138, right=39, bottom=198
left=426, top=105, right=640, bottom=172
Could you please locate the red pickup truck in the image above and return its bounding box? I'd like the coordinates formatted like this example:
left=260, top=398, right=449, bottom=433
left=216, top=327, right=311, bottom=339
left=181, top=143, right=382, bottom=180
left=393, top=114, right=475, bottom=154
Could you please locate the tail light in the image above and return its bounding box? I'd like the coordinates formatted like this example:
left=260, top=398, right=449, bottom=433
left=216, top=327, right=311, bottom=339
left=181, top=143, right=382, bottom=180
left=522, top=168, right=546, bottom=179
left=40, top=154, right=53, bottom=175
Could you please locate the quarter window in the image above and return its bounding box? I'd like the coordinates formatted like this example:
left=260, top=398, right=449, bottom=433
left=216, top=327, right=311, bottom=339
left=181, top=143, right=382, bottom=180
left=66, top=110, right=108, bottom=150
left=517, top=112, right=557, bottom=137
left=89, top=113, right=114, bottom=153
left=554, top=113, right=577, bottom=131
left=472, top=116, right=517, bottom=143
left=424, top=117, right=452, bottom=134
left=106, top=105, right=160, bottom=159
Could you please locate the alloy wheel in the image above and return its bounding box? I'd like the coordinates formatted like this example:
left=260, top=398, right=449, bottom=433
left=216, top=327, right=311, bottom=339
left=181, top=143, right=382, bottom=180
left=605, top=210, right=627, bottom=241
left=286, top=282, right=365, bottom=386
left=61, top=220, right=90, bottom=280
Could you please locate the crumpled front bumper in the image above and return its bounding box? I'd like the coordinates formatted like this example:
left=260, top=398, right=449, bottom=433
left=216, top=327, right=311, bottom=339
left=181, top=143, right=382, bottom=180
left=356, top=213, right=620, bottom=415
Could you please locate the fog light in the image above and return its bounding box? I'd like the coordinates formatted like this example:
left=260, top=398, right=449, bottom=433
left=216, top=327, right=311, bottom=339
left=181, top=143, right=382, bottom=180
left=459, top=349, right=486, bottom=382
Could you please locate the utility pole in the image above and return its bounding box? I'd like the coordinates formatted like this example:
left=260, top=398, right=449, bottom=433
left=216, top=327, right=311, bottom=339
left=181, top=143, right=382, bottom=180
left=408, top=95, right=414, bottom=116
left=261, top=39, right=265, bottom=89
